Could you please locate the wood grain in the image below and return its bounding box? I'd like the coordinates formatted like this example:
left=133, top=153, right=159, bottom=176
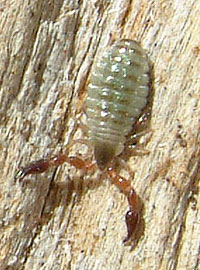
left=0, top=0, right=199, bottom=269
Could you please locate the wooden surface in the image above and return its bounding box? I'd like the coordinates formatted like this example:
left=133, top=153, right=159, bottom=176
left=0, top=0, right=199, bottom=269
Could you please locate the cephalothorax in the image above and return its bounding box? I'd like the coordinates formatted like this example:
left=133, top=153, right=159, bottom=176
left=15, top=39, right=151, bottom=243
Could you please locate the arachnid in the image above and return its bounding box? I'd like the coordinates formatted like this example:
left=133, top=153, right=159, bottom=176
left=15, top=39, right=152, bottom=243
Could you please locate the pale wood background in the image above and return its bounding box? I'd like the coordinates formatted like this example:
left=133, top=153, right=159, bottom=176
left=0, top=0, right=199, bottom=270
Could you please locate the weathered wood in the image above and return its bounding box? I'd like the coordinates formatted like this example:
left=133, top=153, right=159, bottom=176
left=0, top=0, right=199, bottom=269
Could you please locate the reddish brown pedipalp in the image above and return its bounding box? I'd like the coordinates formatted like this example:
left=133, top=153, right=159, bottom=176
left=15, top=153, right=140, bottom=243
left=15, top=154, right=95, bottom=181
left=107, top=167, right=139, bottom=243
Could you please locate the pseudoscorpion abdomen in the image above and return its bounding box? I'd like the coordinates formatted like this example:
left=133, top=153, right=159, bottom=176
left=86, top=39, right=150, bottom=170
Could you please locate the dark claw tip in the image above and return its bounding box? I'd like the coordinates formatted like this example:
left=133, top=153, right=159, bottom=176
left=14, top=168, right=26, bottom=181
left=123, top=210, right=139, bottom=244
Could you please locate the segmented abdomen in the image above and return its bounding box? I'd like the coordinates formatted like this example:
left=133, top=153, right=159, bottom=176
left=86, top=39, right=150, bottom=157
